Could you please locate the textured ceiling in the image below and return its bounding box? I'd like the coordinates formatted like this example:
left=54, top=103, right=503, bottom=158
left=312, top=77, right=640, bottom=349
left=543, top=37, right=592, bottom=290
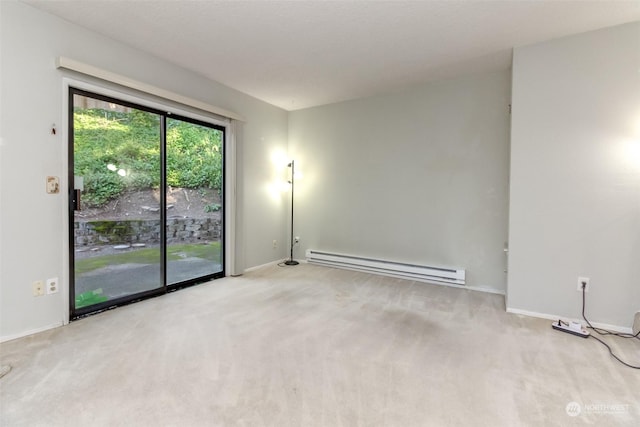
left=24, top=0, right=640, bottom=111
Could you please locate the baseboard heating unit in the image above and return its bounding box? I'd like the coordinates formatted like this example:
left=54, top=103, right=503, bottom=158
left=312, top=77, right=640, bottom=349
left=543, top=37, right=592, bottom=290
left=306, top=249, right=465, bottom=286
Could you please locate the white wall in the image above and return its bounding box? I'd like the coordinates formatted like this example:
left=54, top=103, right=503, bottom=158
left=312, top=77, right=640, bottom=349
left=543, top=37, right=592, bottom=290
left=508, top=22, right=640, bottom=329
left=0, top=1, right=289, bottom=340
left=289, top=71, right=511, bottom=291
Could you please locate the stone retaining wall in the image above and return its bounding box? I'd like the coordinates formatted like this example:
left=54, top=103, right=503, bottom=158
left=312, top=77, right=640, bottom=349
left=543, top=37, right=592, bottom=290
left=74, top=218, right=221, bottom=246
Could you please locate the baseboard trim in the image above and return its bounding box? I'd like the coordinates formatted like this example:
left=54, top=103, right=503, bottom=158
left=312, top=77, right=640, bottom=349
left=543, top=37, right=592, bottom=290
left=506, top=307, right=632, bottom=334
left=0, top=321, right=64, bottom=343
left=466, top=285, right=505, bottom=295
left=244, top=259, right=282, bottom=273
left=244, top=258, right=308, bottom=273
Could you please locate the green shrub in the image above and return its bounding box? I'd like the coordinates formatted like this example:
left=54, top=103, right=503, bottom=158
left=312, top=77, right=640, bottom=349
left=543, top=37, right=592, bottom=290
left=204, top=203, right=221, bottom=213
left=74, top=107, right=222, bottom=207
left=82, top=172, right=125, bottom=207
left=75, top=289, right=108, bottom=308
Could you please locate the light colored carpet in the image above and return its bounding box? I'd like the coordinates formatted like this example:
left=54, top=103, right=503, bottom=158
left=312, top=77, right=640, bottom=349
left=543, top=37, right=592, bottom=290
left=1, top=263, right=638, bottom=426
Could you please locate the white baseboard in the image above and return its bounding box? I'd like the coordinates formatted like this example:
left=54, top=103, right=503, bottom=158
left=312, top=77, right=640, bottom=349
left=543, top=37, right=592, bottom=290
left=244, top=258, right=308, bottom=273
left=506, top=307, right=632, bottom=334
left=243, top=259, right=283, bottom=273
left=0, top=321, right=63, bottom=343
left=466, top=285, right=505, bottom=295
left=415, top=280, right=504, bottom=295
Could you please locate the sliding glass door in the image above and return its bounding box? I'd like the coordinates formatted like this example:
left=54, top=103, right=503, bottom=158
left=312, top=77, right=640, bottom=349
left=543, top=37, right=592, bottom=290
left=69, top=88, right=224, bottom=318
left=165, top=117, right=224, bottom=285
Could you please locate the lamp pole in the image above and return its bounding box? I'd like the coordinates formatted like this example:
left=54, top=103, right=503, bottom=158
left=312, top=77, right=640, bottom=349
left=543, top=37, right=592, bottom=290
left=285, top=160, right=299, bottom=265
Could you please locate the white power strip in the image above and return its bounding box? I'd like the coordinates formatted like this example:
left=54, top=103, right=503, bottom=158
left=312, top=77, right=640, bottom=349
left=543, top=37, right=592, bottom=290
left=551, top=320, right=590, bottom=338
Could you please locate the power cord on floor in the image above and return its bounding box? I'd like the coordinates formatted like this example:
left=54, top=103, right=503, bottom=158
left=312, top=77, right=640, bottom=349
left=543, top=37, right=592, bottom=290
left=581, top=285, right=640, bottom=369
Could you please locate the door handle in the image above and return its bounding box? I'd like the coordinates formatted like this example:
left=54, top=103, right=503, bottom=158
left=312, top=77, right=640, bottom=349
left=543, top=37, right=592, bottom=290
left=73, top=189, right=81, bottom=211
left=73, top=176, right=84, bottom=211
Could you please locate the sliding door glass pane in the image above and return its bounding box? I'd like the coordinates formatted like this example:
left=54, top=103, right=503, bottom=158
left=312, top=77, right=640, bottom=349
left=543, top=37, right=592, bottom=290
left=72, top=93, right=162, bottom=309
left=165, top=117, right=223, bottom=285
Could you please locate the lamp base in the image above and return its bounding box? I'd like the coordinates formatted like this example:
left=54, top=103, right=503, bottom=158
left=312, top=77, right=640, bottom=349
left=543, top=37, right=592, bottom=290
left=284, top=260, right=299, bottom=266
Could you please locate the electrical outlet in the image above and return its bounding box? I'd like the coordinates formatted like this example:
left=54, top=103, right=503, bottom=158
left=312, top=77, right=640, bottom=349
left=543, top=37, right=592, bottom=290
left=294, top=236, right=300, bottom=243
left=46, top=277, right=59, bottom=294
left=272, top=240, right=277, bottom=248
left=577, top=276, right=590, bottom=292
left=33, top=281, right=44, bottom=297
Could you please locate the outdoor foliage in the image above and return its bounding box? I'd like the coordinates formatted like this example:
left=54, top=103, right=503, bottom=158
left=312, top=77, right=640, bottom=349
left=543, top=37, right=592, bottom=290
left=204, top=203, right=221, bottom=213
left=75, top=289, right=108, bottom=309
left=74, top=107, right=222, bottom=207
